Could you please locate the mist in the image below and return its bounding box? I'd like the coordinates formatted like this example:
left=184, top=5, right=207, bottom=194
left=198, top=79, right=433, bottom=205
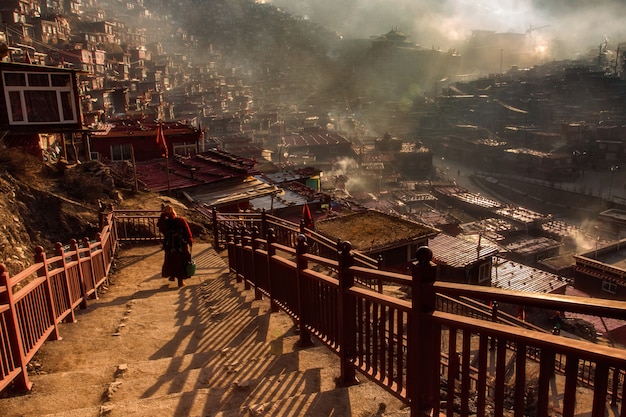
left=265, top=0, right=626, bottom=59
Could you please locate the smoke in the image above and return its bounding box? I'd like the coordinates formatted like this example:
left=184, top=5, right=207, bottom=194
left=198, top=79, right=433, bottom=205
left=265, top=0, right=626, bottom=59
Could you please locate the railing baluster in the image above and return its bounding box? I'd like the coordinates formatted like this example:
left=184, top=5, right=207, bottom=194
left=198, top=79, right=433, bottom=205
left=562, top=355, right=579, bottom=417
left=460, top=329, right=471, bottom=417
left=476, top=334, right=488, bottom=417
left=514, top=342, right=527, bottom=417
left=447, top=326, right=457, bottom=417
left=537, top=348, right=556, bottom=417
left=592, top=362, right=609, bottom=417
left=494, top=338, right=507, bottom=417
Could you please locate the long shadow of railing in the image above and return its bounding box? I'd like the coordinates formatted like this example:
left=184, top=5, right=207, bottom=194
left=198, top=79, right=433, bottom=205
left=215, top=209, right=626, bottom=417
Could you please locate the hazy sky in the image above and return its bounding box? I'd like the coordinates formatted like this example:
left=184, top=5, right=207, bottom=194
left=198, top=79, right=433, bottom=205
left=266, top=0, right=626, bottom=56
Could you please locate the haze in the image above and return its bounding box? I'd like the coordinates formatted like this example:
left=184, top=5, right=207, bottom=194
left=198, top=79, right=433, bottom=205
left=266, top=0, right=626, bottom=58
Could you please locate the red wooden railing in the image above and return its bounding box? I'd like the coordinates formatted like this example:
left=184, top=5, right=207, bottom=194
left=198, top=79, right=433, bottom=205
left=224, top=220, right=626, bottom=417
left=0, top=211, right=118, bottom=393
left=4, top=207, right=626, bottom=417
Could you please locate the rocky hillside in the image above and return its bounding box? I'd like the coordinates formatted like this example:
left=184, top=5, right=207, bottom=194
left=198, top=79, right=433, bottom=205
left=0, top=150, right=209, bottom=277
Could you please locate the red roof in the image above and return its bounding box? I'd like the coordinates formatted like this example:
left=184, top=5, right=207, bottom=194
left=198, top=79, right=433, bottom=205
left=133, top=150, right=257, bottom=193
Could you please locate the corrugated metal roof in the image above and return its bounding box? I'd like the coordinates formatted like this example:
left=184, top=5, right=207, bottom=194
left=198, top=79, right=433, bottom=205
left=429, top=233, right=498, bottom=267
left=187, top=177, right=277, bottom=208
left=492, top=258, right=567, bottom=294
left=282, top=132, right=351, bottom=147
left=134, top=150, right=256, bottom=193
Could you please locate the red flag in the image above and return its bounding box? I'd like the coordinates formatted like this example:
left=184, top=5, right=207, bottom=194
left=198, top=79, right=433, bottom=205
left=302, top=203, right=314, bottom=230
left=156, top=123, right=168, bottom=157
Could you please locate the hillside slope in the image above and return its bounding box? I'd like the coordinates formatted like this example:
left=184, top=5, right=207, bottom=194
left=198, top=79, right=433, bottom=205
left=0, top=150, right=209, bottom=277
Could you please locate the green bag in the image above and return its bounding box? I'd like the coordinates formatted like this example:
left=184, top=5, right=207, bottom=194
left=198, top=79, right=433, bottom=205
left=186, top=259, right=197, bottom=277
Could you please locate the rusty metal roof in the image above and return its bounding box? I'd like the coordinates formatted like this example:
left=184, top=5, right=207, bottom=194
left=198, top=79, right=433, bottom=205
left=134, top=150, right=257, bottom=193
left=493, top=257, right=567, bottom=294
left=429, top=233, right=499, bottom=268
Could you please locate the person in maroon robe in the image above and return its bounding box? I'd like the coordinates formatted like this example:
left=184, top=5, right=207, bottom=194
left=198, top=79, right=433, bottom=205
left=157, top=205, right=193, bottom=287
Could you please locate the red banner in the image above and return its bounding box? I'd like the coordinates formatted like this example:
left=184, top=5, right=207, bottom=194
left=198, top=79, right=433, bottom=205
left=156, top=123, right=168, bottom=157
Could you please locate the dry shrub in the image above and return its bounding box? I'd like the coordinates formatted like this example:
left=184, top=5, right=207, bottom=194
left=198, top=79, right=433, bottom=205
left=61, top=169, right=107, bottom=203
left=0, top=148, right=41, bottom=180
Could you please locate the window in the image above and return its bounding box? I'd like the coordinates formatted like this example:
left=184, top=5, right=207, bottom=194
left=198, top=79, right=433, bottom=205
left=602, top=280, right=617, bottom=294
left=3, top=71, right=77, bottom=125
left=478, top=262, right=491, bottom=283
left=173, top=142, right=197, bottom=156
left=110, top=144, right=132, bottom=161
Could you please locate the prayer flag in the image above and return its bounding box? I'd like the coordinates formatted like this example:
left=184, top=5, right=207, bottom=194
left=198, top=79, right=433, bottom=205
left=302, top=203, right=314, bottom=230
left=156, top=123, right=168, bottom=157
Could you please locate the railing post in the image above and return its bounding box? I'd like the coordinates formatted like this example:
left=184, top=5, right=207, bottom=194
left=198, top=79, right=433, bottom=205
left=71, top=239, right=89, bottom=309
left=234, top=227, right=243, bottom=283
left=212, top=206, right=219, bottom=250
left=97, top=232, right=110, bottom=281
left=490, top=301, right=498, bottom=351
left=266, top=228, right=280, bottom=313
left=242, top=228, right=252, bottom=290
left=296, top=234, right=313, bottom=347
left=261, top=209, right=267, bottom=240
left=337, top=240, right=359, bottom=386
left=0, top=263, right=33, bottom=392
left=55, top=242, right=77, bottom=323
left=83, top=237, right=99, bottom=299
left=251, top=226, right=262, bottom=300
left=226, top=227, right=236, bottom=273
left=377, top=254, right=384, bottom=292
left=408, top=246, right=438, bottom=417
left=34, top=246, right=61, bottom=341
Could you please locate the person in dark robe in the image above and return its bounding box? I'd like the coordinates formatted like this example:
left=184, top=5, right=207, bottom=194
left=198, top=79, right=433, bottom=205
left=157, top=205, right=193, bottom=287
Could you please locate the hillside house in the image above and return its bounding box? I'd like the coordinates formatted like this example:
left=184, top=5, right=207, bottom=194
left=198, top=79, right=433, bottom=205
left=281, top=132, right=356, bottom=169
left=90, top=120, right=202, bottom=162
left=428, top=233, right=498, bottom=285
left=573, top=239, right=626, bottom=300
left=0, top=61, right=88, bottom=160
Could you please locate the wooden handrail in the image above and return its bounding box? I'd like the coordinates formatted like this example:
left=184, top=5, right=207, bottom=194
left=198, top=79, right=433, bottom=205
left=0, top=211, right=119, bottom=394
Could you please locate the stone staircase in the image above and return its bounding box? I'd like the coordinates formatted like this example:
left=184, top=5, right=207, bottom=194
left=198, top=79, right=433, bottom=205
left=0, top=243, right=406, bottom=417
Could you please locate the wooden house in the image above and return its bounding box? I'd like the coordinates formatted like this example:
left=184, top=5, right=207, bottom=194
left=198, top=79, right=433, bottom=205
left=90, top=120, right=202, bottom=162
left=0, top=62, right=88, bottom=160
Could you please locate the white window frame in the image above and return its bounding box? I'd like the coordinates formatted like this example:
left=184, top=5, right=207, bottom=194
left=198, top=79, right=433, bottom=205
left=478, top=262, right=491, bottom=284
left=601, top=280, right=617, bottom=294
left=110, top=144, right=132, bottom=161
left=173, top=141, right=197, bottom=156
left=3, top=71, right=78, bottom=125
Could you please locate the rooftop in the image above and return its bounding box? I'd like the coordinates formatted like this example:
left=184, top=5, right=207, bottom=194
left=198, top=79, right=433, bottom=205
left=134, top=150, right=257, bottom=193
left=429, top=233, right=499, bottom=268
left=493, top=257, right=568, bottom=294
left=314, top=210, right=438, bottom=252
